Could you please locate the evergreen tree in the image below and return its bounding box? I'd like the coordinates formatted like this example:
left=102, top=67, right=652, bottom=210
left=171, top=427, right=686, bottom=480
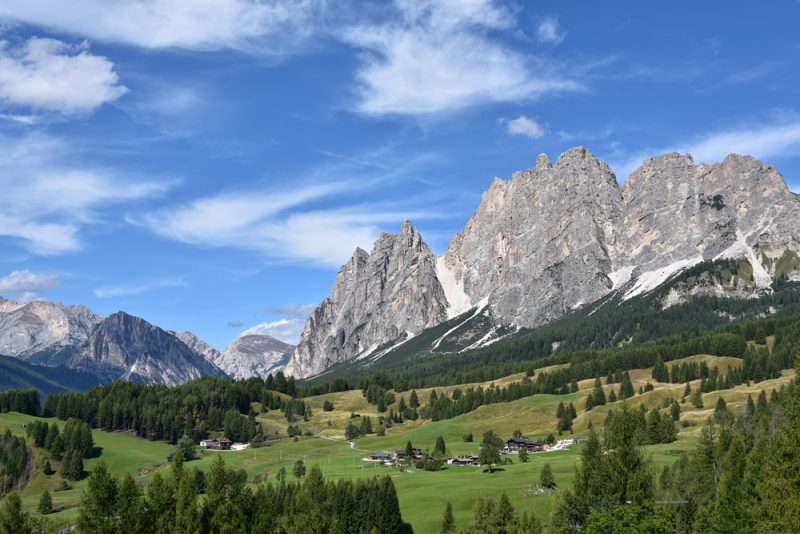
left=293, top=459, right=306, bottom=478
left=0, top=492, right=30, bottom=534
left=38, top=490, right=53, bottom=515
left=77, top=461, right=118, bottom=533
left=409, top=389, right=419, bottom=408
left=619, top=372, right=635, bottom=399
left=608, top=389, right=618, bottom=403
left=43, top=459, right=53, bottom=476
left=116, top=473, right=145, bottom=532
left=434, top=436, right=446, bottom=457
left=592, top=378, right=606, bottom=405
left=442, top=502, right=455, bottom=533
left=518, top=448, right=529, bottom=463
left=690, top=387, right=704, bottom=408
left=540, top=463, right=555, bottom=488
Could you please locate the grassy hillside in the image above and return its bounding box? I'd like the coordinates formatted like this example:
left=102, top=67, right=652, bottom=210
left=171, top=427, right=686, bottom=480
left=3, top=350, right=793, bottom=532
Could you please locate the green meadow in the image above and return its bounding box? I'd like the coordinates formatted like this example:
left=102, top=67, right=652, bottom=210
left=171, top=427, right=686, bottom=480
left=0, top=353, right=793, bottom=532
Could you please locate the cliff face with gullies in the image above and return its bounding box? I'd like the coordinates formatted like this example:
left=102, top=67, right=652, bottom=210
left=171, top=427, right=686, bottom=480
left=285, top=147, right=800, bottom=378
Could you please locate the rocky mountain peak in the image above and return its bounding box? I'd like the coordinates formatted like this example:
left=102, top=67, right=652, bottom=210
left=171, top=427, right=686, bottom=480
left=215, top=334, right=293, bottom=380
left=285, top=221, right=447, bottom=377
left=70, top=311, right=225, bottom=385
left=535, top=153, right=552, bottom=169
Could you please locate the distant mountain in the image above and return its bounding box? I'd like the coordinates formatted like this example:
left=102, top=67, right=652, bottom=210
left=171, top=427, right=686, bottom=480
left=214, top=334, right=292, bottom=380
left=0, top=354, right=101, bottom=395
left=0, top=297, right=102, bottom=361
left=285, top=147, right=800, bottom=378
left=285, top=220, right=447, bottom=378
left=67, top=311, right=227, bottom=386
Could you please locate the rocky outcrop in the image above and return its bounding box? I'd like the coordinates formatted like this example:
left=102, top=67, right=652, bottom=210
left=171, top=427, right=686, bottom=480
left=215, top=334, right=292, bottom=380
left=0, top=298, right=102, bottom=359
left=70, top=312, right=227, bottom=385
left=288, top=147, right=800, bottom=378
left=443, top=148, right=624, bottom=327
left=173, top=331, right=221, bottom=363
left=285, top=220, right=448, bottom=378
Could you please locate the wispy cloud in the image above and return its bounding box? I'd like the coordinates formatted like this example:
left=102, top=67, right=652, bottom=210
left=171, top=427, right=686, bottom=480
left=226, top=320, right=244, bottom=328
left=0, top=270, right=59, bottom=301
left=0, top=0, right=324, bottom=53
left=132, top=147, right=445, bottom=267
left=341, top=0, right=581, bottom=116
left=608, top=115, right=800, bottom=180
left=240, top=303, right=317, bottom=344
left=93, top=278, right=186, bottom=298
left=0, top=132, right=170, bottom=254
left=499, top=115, right=545, bottom=139
left=0, top=37, right=126, bottom=114
left=535, top=16, right=566, bottom=45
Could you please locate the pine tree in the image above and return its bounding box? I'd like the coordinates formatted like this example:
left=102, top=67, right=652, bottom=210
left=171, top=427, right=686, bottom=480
left=77, top=461, right=119, bottom=533
left=690, top=387, right=704, bottom=408
left=434, top=436, right=446, bottom=457
left=568, top=403, right=577, bottom=419
left=592, top=377, right=606, bottom=405
left=0, top=492, right=30, bottom=534
left=442, top=502, right=455, bottom=533
left=38, top=490, right=53, bottom=515
left=540, top=463, right=555, bottom=488
left=619, top=372, right=635, bottom=399
left=608, top=389, right=618, bottom=403
left=409, top=389, right=419, bottom=408
left=43, top=459, right=53, bottom=476
left=116, top=473, right=145, bottom=532
left=293, top=459, right=306, bottom=478
left=518, top=448, right=529, bottom=463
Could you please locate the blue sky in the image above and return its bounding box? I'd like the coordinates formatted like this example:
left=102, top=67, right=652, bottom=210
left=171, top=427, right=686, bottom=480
left=0, top=0, right=798, bottom=350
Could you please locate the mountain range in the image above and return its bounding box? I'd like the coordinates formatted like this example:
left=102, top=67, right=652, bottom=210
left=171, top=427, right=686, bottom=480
left=284, top=147, right=800, bottom=377
left=2, top=146, right=798, bottom=388
left=0, top=299, right=294, bottom=388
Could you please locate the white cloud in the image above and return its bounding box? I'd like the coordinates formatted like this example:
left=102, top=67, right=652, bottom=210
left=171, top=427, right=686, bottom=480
left=240, top=303, right=317, bottom=344
left=132, top=147, right=445, bottom=267
left=133, top=184, right=429, bottom=267
left=0, top=270, right=59, bottom=301
left=0, top=132, right=169, bottom=254
left=0, top=0, right=322, bottom=52
left=93, top=278, right=186, bottom=298
left=0, top=37, right=126, bottom=113
left=342, top=0, right=580, bottom=115
left=535, top=16, right=566, bottom=45
left=501, top=115, right=545, bottom=138
left=609, top=117, right=800, bottom=181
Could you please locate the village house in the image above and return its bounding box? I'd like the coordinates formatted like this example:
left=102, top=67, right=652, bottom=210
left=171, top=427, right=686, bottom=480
left=447, top=454, right=481, bottom=467
left=367, top=451, right=393, bottom=462
left=200, top=437, right=233, bottom=451
left=394, top=447, right=425, bottom=461
left=503, top=437, right=549, bottom=454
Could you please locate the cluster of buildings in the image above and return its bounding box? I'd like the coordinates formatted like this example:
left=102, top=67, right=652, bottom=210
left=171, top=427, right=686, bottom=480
left=501, top=437, right=551, bottom=454
left=364, top=435, right=563, bottom=467
left=199, top=437, right=233, bottom=450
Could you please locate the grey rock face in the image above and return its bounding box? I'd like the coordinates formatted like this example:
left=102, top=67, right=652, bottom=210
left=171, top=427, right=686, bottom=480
left=173, top=331, right=221, bottom=362
left=444, top=147, right=624, bottom=327
left=275, top=147, right=800, bottom=379
left=446, top=148, right=800, bottom=327
left=70, top=312, right=226, bottom=385
left=0, top=298, right=102, bottom=359
left=285, top=220, right=448, bottom=378
left=216, top=334, right=293, bottom=380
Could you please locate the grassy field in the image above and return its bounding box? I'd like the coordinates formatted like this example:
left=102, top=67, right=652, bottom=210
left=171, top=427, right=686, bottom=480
left=0, top=354, right=794, bottom=532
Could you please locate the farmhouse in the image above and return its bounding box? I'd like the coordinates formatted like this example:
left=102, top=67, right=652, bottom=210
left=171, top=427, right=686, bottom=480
left=448, top=455, right=481, bottom=467
left=200, top=437, right=233, bottom=450
left=367, top=451, right=393, bottom=461
left=503, top=437, right=549, bottom=454
left=394, top=447, right=425, bottom=461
